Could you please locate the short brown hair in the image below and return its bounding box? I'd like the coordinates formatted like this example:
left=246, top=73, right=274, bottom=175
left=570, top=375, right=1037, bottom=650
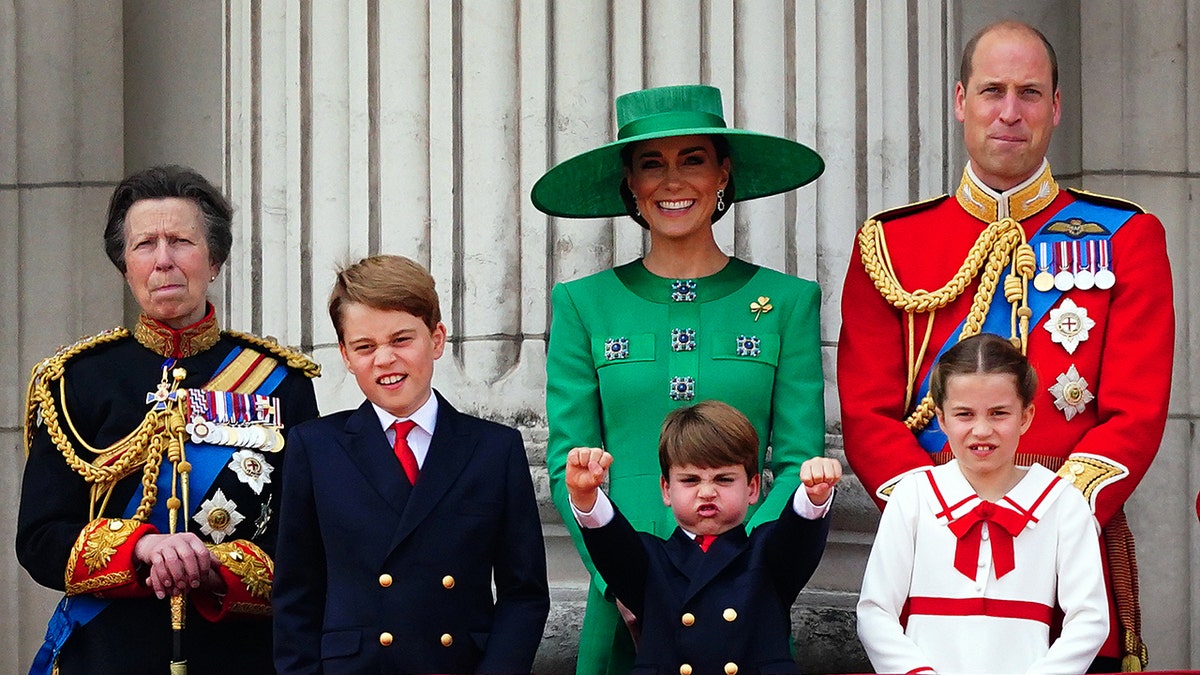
left=930, top=333, right=1038, bottom=409
left=959, top=20, right=1058, bottom=93
left=328, top=255, right=442, bottom=342
left=658, top=400, right=759, bottom=480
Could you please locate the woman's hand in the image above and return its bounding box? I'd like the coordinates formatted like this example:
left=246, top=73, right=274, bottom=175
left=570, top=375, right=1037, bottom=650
left=565, top=447, right=613, bottom=513
left=134, top=532, right=223, bottom=599
left=800, top=456, right=843, bottom=507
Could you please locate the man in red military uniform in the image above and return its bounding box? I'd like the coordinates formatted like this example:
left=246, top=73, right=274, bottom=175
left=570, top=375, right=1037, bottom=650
left=838, top=20, right=1174, bottom=671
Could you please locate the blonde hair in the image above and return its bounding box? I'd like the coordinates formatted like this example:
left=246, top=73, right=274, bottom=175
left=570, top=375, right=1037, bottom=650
left=328, top=255, right=441, bottom=342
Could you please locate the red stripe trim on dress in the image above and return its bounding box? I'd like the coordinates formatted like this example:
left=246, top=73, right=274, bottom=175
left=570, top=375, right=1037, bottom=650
left=1002, top=474, right=1063, bottom=525
left=924, top=470, right=977, bottom=521
left=907, top=596, right=1053, bottom=625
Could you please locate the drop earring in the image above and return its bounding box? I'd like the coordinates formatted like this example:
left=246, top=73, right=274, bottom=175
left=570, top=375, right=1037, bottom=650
left=716, top=189, right=726, bottom=212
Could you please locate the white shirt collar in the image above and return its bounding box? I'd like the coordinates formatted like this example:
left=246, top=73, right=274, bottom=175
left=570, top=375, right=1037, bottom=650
left=370, top=390, right=439, bottom=437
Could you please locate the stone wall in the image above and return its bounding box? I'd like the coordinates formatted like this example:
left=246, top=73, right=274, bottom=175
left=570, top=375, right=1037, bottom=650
left=1, top=1, right=1197, bottom=671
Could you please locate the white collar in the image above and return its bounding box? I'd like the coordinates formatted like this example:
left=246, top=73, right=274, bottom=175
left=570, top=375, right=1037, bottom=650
left=371, top=391, right=439, bottom=437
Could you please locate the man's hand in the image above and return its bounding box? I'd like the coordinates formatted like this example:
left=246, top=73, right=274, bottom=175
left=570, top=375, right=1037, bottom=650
left=133, top=532, right=223, bottom=599
left=565, top=446, right=613, bottom=513
left=800, top=456, right=842, bottom=507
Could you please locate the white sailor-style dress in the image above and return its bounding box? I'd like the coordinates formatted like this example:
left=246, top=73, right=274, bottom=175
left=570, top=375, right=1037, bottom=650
left=857, top=460, right=1109, bottom=675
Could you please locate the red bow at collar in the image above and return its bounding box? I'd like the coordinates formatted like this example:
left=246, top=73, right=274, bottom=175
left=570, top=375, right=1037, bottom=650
left=946, top=501, right=1028, bottom=581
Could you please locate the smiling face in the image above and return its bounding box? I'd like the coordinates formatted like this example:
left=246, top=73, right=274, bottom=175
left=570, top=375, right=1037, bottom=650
left=955, top=26, right=1060, bottom=191
left=123, top=197, right=219, bottom=328
left=338, top=302, right=446, bottom=418
left=625, top=134, right=730, bottom=242
left=936, top=372, right=1035, bottom=496
left=661, top=463, right=760, bottom=537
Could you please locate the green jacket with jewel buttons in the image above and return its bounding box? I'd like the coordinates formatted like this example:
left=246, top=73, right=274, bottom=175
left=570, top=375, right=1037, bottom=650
left=546, top=256, right=826, bottom=596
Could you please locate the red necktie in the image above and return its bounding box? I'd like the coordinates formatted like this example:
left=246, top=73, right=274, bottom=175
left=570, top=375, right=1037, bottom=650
left=695, top=534, right=716, bottom=552
left=947, top=501, right=1027, bottom=580
left=391, top=419, right=419, bottom=484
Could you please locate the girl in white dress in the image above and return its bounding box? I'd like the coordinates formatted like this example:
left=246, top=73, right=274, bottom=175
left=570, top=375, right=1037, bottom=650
left=857, top=333, right=1108, bottom=675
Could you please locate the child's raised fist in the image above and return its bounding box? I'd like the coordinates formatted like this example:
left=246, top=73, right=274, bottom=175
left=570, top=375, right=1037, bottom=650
left=799, top=456, right=842, bottom=507
left=565, top=447, right=613, bottom=512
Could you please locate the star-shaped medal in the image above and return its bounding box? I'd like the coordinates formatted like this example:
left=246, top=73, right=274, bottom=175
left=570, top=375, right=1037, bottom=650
left=1049, top=365, right=1095, bottom=422
left=229, top=449, right=274, bottom=495
left=193, top=489, right=245, bottom=544
left=1043, top=298, right=1095, bottom=355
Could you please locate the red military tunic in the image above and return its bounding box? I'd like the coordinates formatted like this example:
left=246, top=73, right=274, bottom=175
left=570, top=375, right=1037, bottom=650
left=838, top=161, right=1174, bottom=663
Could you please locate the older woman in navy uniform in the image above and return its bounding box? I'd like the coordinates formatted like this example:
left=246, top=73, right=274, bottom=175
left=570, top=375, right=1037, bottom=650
left=533, top=84, right=826, bottom=675
left=17, top=166, right=320, bottom=674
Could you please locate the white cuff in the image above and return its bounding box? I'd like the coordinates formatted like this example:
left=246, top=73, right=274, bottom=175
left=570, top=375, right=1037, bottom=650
left=571, top=490, right=615, bottom=529
left=793, top=487, right=834, bottom=520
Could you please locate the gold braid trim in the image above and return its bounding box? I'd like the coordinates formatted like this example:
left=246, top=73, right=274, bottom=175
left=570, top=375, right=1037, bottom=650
left=857, top=217, right=1035, bottom=431
left=24, top=327, right=185, bottom=523
left=223, top=330, right=321, bottom=378
left=209, top=541, right=274, bottom=600
left=66, top=570, right=135, bottom=596
left=1105, top=510, right=1147, bottom=671
left=24, top=328, right=129, bottom=456
left=228, top=602, right=273, bottom=616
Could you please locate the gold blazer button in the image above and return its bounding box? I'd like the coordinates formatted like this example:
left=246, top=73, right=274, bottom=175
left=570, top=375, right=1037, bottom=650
left=378, top=574, right=393, bottom=587
left=379, top=632, right=393, bottom=646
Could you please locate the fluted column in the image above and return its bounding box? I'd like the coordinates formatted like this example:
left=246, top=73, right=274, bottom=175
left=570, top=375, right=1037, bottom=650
left=1079, top=1, right=1199, bottom=667
left=2, top=2, right=125, bottom=669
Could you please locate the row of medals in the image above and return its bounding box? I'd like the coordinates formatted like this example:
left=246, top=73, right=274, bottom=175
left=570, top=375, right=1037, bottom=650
left=1033, top=239, right=1115, bottom=293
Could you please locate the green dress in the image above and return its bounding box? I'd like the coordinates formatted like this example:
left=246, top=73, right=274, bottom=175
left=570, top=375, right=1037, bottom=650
left=546, top=257, right=825, bottom=675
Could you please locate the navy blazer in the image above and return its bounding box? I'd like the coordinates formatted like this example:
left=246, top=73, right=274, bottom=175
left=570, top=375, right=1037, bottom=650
left=582, top=497, right=830, bottom=675
left=273, top=391, right=549, bottom=675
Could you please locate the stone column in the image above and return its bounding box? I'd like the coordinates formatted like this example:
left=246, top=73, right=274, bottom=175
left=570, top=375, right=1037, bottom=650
left=1079, top=1, right=1200, bottom=667
left=1, top=2, right=125, bottom=668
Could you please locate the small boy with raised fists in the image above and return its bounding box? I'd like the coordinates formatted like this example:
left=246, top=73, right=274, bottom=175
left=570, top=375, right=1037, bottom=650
left=567, top=400, right=840, bottom=675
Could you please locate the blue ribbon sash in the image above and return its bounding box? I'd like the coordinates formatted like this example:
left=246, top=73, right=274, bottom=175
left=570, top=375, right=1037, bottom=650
left=913, top=200, right=1136, bottom=453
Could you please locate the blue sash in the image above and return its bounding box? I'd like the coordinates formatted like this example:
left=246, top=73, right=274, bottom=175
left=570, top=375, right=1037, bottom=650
left=31, top=347, right=288, bottom=674
left=912, top=200, right=1136, bottom=453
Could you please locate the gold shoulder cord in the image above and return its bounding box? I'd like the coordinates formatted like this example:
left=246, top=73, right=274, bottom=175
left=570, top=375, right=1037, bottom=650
left=24, top=328, right=190, bottom=524
left=857, top=217, right=1036, bottom=431
left=223, top=330, right=322, bottom=378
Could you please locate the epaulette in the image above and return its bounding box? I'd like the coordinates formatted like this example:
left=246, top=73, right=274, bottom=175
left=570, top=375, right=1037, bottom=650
left=1065, top=187, right=1145, bottom=214
left=865, top=194, right=950, bottom=225
left=223, top=330, right=321, bottom=378
left=25, top=327, right=130, bottom=455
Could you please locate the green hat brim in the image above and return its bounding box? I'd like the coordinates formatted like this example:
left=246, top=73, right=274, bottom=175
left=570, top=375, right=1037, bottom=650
left=531, top=127, right=824, bottom=219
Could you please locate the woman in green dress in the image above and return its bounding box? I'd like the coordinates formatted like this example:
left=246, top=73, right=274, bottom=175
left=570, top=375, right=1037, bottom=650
left=533, top=84, right=827, bottom=675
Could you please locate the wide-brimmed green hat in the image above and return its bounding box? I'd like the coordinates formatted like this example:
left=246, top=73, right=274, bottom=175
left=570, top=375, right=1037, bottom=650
left=531, top=84, right=824, bottom=219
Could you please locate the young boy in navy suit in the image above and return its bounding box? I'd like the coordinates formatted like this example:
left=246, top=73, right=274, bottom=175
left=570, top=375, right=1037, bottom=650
left=273, top=254, right=549, bottom=675
left=566, top=400, right=840, bottom=675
